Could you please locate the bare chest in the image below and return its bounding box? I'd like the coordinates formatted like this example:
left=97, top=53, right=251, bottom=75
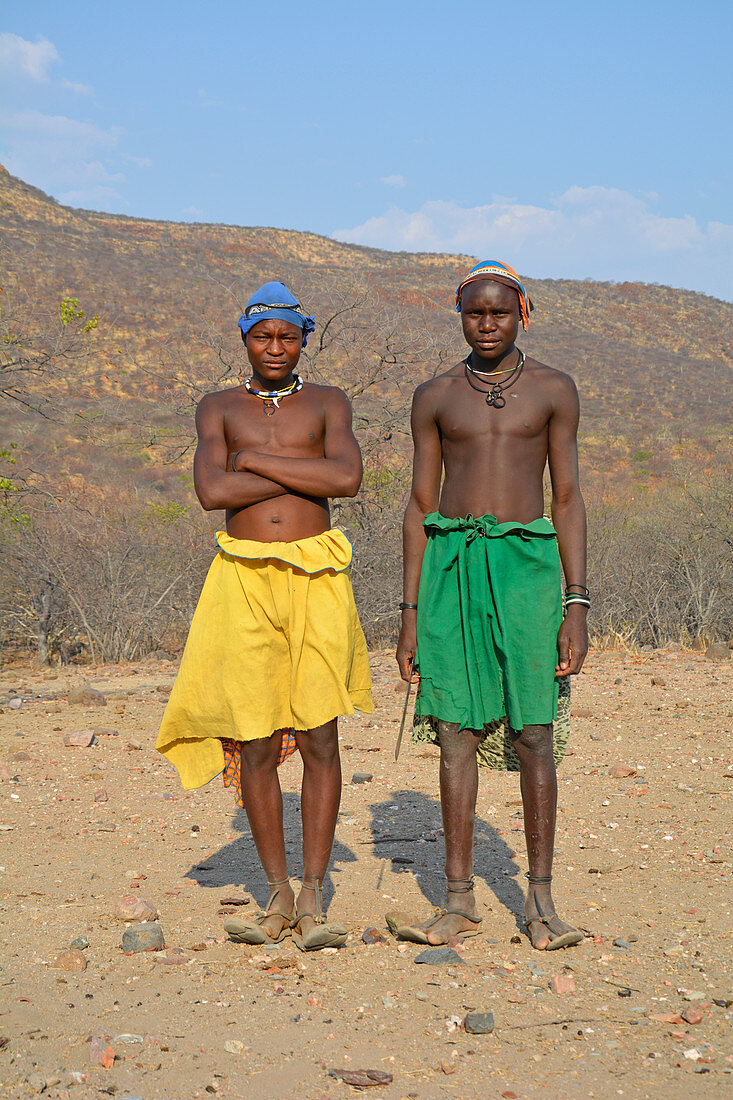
left=223, top=392, right=325, bottom=454
left=437, top=378, right=552, bottom=445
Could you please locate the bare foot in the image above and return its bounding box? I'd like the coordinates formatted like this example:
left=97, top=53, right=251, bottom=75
left=260, top=881, right=295, bottom=940
left=424, top=884, right=482, bottom=944
left=525, top=884, right=582, bottom=950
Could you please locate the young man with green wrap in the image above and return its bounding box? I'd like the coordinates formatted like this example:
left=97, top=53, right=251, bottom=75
left=395, top=260, right=588, bottom=950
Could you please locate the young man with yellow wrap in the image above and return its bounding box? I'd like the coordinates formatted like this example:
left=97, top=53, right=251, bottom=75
left=157, top=282, right=373, bottom=950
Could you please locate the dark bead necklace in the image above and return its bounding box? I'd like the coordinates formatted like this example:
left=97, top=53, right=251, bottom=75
left=464, top=351, right=524, bottom=408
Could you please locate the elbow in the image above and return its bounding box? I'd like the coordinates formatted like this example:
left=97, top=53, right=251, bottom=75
left=342, top=473, right=362, bottom=498
left=195, top=484, right=220, bottom=512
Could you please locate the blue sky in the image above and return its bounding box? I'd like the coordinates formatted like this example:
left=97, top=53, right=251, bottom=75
left=1, top=0, right=732, bottom=299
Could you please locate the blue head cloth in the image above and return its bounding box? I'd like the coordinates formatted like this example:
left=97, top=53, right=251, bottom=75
left=237, top=281, right=316, bottom=346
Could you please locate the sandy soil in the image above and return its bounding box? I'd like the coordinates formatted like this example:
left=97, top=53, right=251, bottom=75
left=0, top=647, right=731, bottom=1100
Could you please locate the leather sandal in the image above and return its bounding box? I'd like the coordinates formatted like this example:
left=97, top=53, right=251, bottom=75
left=386, top=876, right=483, bottom=943
left=290, top=879, right=347, bottom=951
left=524, top=874, right=583, bottom=950
left=224, top=878, right=294, bottom=944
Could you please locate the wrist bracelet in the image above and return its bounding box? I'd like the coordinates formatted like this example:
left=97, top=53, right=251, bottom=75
left=399, top=602, right=418, bottom=611
left=564, top=583, right=589, bottom=596
left=232, top=450, right=244, bottom=473
left=565, top=596, right=590, bottom=609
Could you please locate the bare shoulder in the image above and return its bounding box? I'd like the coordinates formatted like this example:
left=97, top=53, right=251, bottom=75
left=413, top=361, right=463, bottom=406
left=524, top=356, right=579, bottom=407
left=302, top=381, right=353, bottom=414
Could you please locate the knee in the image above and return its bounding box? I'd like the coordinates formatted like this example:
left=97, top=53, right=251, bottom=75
left=513, top=723, right=554, bottom=760
left=298, top=725, right=340, bottom=768
left=438, top=725, right=479, bottom=770
left=240, top=732, right=281, bottom=772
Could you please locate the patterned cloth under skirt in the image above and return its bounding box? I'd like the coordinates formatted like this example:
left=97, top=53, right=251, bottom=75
left=220, top=731, right=298, bottom=807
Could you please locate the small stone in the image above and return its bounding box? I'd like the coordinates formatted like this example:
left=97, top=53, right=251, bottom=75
left=705, top=643, right=730, bottom=661
left=464, top=1011, right=495, bottom=1034
left=92, top=727, right=118, bottom=737
left=351, top=772, right=373, bottom=784
left=63, top=730, right=95, bottom=748
left=106, top=691, right=128, bottom=701
left=381, top=995, right=397, bottom=1008
left=89, top=1034, right=115, bottom=1068
left=414, top=946, right=462, bottom=966
left=391, top=856, right=413, bottom=865
left=712, top=994, right=733, bottom=1007
left=53, top=948, right=87, bottom=973
left=549, top=973, right=576, bottom=994
left=613, top=938, right=632, bottom=950
left=128, top=739, right=143, bottom=750
left=113, top=1033, right=144, bottom=1044
left=68, top=687, right=107, bottom=706
left=415, top=991, right=428, bottom=1001
left=682, top=990, right=705, bottom=1001
left=94, top=789, right=108, bottom=802
left=651, top=676, right=666, bottom=686
left=70, top=937, right=89, bottom=949
left=574, top=707, right=593, bottom=718
left=681, top=1005, right=705, bottom=1025
left=608, top=762, right=637, bottom=778
left=114, top=895, right=158, bottom=922
left=122, top=922, right=165, bottom=953
left=8, top=697, right=22, bottom=709
left=155, top=952, right=190, bottom=965
left=219, top=896, right=250, bottom=906
left=614, top=677, right=622, bottom=684
left=362, top=928, right=385, bottom=945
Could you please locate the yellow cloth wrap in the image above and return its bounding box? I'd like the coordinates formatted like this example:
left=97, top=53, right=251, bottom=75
left=156, top=528, right=373, bottom=790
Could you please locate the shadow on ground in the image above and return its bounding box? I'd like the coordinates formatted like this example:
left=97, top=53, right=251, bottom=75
left=184, top=792, right=356, bottom=911
left=368, top=788, right=526, bottom=931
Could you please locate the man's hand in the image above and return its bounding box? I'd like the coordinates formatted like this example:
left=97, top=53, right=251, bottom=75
left=396, top=614, right=420, bottom=683
left=555, top=607, right=589, bottom=677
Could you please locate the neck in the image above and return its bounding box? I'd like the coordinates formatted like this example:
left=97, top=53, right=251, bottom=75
left=250, top=370, right=298, bottom=391
left=467, top=346, right=518, bottom=374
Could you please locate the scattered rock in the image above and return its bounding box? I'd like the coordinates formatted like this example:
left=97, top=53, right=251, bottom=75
left=63, top=730, right=95, bottom=748
left=608, top=762, right=637, bottom=778
left=113, top=1033, right=143, bottom=1044
left=8, top=697, right=22, bottom=710
left=464, top=1011, right=495, bottom=1034
left=92, top=727, right=118, bottom=737
left=549, top=973, right=576, bottom=994
left=224, top=1039, right=244, bottom=1054
left=351, top=772, right=373, bottom=784
left=391, top=856, right=413, bottom=865
left=613, top=938, right=633, bottom=950
left=122, top=922, right=165, bottom=953
left=94, top=789, right=108, bottom=802
left=414, top=946, right=462, bottom=966
left=573, top=707, right=593, bottom=718
left=128, top=738, right=143, bottom=750
left=329, top=1069, right=393, bottom=1088
left=651, top=676, right=666, bottom=686
left=68, top=687, right=107, bottom=707
left=155, top=952, right=190, bottom=966
left=219, top=896, right=250, bottom=906
left=89, top=1033, right=115, bottom=1068
left=705, top=643, right=730, bottom=661
left=362, top=928, right=385, bottom=945
left=114, top=895, right=158, bottom=922
left=70, top=936, right=89, bottom=949
left=53, top=948, right=87, bottom=973
left=681, top=1005, right=705, bottom=1025
left=712, top=994, right=732, bottom=1007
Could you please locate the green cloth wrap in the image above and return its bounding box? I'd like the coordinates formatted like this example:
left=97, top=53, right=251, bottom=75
left=414, top=512, right=563, bottom=735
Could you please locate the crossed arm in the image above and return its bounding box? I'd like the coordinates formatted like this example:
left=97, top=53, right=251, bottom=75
left=193, top=389, right=363, bottom=512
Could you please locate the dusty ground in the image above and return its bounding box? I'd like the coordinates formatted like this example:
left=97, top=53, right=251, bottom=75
left=0, top=647, right=731, bottom=1100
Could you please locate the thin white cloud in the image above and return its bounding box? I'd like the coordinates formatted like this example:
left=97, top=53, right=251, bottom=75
left=61, top=78, right=93, bottom=95
left=0, top=32, right=58, bottom=81
left=2, top=108, right=116, bottom=147
left=380, top=174, right=406, bottom=188
left=334, top=186, right=733, bottom=300
left=182, top=205, right=205, bottom=219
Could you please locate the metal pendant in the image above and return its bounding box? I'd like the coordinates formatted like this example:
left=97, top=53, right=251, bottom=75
left=486, top=386, right=506, bottom=409
left=263, top=400, right=276, bottom=416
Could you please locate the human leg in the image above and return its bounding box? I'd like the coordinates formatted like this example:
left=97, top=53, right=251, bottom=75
left=512, top=723, right=582, bottom=949
left=419, top=721, right=483, bottom=944
left=289, top=720, right=347, bottom=949
left=233, top=730, right=295, bottom=940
